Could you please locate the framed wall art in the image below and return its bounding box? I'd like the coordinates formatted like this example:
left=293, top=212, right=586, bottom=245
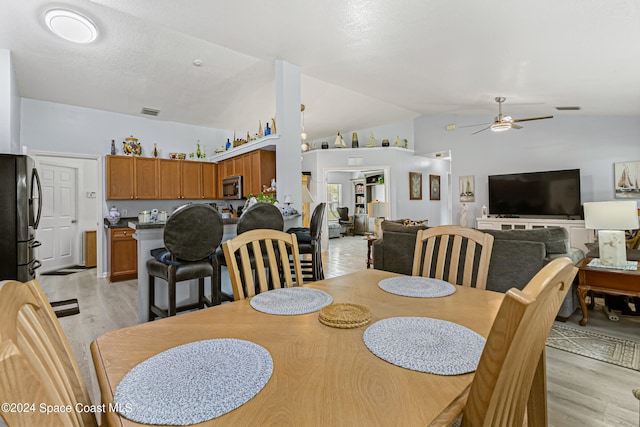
left=459, top=175, right=475, bottom=202
left=409, top=172, right=422, bottom=200
left=614, top=161, right=640, bottom=199
left=429, top=174, right=441, bottom=200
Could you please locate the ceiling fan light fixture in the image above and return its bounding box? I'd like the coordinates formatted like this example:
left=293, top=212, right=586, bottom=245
left=44, top=9, right=98, bottom=44
left=490, top=122, right=512, bottom=132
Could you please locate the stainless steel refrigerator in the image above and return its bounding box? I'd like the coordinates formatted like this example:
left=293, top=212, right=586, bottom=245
left=0, top=154, right=42, bottom=281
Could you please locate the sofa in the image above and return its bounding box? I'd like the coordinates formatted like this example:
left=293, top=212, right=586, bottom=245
left=372, top=221, right=584, bottom=319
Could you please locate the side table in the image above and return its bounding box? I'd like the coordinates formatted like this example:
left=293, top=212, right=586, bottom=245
left=363, top=235, right=378, bottom=269
left=576, top=257, right=640, bottom=326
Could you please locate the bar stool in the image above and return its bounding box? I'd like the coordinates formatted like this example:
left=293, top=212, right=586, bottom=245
left=287, top=202, right=326, bottom=282
left=147, top=204, right=223, bottom=319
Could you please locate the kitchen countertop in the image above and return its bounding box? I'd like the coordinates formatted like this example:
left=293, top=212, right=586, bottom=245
left=103, top=217, right=138, bottom=229
left=105, top=213, right=299, bottom=230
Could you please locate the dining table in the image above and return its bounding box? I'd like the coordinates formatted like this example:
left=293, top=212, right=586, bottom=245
left=91, top=269, right=506, bottom=426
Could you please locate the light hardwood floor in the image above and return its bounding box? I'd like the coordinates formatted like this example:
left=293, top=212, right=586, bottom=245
left=37, top=235, right=640, bottom=427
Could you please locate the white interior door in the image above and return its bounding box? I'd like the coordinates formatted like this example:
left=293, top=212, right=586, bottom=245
left=38, top=163, right=78, bottom=272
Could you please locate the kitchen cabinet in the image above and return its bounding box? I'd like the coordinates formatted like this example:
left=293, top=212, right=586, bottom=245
left=106, top=155, right=158, bottom=200
left=158, top=159, right=181, bottom=199
left=110, top=227, right=137, bottom=282
left=180, top=161, right=202, bottom=199
left=202, top=162, right=218, bottom=199
left=244, top=150, right=276, bottom=196
left=134, top=157, right=159, bottom=199
left=106, top=155, right=134, bottom=199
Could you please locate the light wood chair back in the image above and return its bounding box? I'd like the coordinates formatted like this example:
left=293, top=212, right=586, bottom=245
left=411, top=225, right=495, bottom=289
left=445, top=257, right=577, bottom=426
left=0, top=279, right=97, bottom=427
left=222, top=229, right=304, bottom=300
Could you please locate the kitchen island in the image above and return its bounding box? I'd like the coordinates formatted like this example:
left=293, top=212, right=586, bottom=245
left=129, top=214, right=301, bottom=323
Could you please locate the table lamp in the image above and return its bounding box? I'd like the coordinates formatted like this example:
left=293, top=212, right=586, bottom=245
left=584, top=201, right=639, bottom=267
left=368, top=201, right=389, bottom=238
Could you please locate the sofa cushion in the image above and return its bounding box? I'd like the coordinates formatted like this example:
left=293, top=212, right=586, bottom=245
left=484, top=227, right=569, bottom=254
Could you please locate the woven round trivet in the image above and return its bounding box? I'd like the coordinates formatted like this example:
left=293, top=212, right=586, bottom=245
left=318, top=303, right=372, bottom=329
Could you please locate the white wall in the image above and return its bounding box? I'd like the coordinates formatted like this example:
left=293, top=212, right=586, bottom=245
left=302, top=144, right=451, bottom=225
left=20, top=99, right=235, bottom=275
left=414, top=115, right=640, bottom=223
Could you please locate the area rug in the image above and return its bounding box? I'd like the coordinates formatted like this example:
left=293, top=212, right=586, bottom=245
left=546, top=323, right=640, bottom=371
left=42, top=265, right=92, bottom=276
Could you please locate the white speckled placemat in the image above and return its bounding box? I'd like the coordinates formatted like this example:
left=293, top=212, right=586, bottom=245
left=378, top=276, right=456, bottom=298
left=363, top=317, right=485, bottom=375
left=250, top=287, right=333, bottom=315
left=114, top=339, right=272, bottom=425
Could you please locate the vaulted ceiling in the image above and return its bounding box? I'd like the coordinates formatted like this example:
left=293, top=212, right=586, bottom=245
left=2, top=0, right=639, bottom=140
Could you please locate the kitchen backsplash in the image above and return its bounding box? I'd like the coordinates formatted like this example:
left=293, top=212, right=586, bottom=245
left=103, top=199, right=243, bottom=218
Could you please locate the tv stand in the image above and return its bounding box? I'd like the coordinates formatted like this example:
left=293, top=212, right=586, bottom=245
left=476, top=217, right=594, bottom=253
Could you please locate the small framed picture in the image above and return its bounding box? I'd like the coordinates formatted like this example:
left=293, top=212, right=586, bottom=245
left=409, top=172, right=422, bottom=200
left=614, top=161, right=640, bottom=199
left=429, top=175, right=441, bottom=200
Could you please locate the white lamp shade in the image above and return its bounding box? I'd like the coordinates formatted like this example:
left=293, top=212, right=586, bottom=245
left=584, top=201, right=639, bottom=230
left=368, top=201, right=389, bottom=218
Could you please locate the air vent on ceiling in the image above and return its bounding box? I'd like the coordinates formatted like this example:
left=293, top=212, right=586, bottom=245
left=555, top=106, right=581, bottom=111
left=141, top=107, right=160, bottom=116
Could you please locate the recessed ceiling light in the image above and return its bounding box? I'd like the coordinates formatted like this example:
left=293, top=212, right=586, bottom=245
left=45, top=9, right=98, bottom=44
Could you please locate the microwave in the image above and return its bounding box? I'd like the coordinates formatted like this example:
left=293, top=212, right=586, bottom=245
left=222, top=176, right=243, bottom=199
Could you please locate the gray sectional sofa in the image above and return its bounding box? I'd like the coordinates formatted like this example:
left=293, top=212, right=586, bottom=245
left=372, top=221, right=584, bottom=319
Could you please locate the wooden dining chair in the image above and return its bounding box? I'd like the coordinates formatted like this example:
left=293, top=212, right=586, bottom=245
left=434, top=257, right=578, bottom=427
left=412, top=225, right=495, bottom=289
left=222, top=229, right=304, bottom=300
left=0, top=279, right=98, bottom=427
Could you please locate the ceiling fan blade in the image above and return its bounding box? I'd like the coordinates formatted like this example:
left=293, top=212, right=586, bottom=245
left=472, top=126, right=491, bottom=135
left=458, top=122, right=492, bottom=128
left=512, top=115, right=553, bottom=123
left=512, top=124, right=523, bottom=129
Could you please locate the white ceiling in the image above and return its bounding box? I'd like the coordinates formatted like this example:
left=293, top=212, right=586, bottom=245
left=2, top=0, right=639, bottom=140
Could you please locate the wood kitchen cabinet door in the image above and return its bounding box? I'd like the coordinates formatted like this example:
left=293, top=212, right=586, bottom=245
left=158, top=159, right=181, bottom=199
left=181, top=161, right=202, bottom=199
left=106, top=155, right=134, bottom=199
left=134, top=157, right=159, bottom=199
left=202, top=162, right=218, bottom=199
left=110, top=227, right=137, bottom=282
left=243, top=154, right=254, bottom=196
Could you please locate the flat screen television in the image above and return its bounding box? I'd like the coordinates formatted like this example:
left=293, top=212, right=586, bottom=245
left=488, top=169, right=582, bottom=217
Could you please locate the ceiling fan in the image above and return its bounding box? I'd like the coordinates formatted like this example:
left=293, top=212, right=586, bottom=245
left=462, top=97, right=553, bottom=135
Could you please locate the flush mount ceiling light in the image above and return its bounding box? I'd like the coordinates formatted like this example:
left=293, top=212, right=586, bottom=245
left=490, top=122, right=512, bottom=132
left=45, top=9, right=98, bottom=44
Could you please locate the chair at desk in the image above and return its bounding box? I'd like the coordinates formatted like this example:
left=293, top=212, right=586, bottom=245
left=337, top=206, right=354, bottom=236
left=216, top=202, right=284, bottom=301
left=222, top=229, right=304, bottom=300
left=287, top=202, right=326, bottom=282
left=147, top=204, right=223, bottom=319
left=0, top=279, right=98, bottom=426
left=436, top=257, right=578, bottom=426
left=412, top=225, right=494, bottom=289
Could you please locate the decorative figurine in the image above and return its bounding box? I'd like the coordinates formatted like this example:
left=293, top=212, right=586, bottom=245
left=225, top=138, right=232, bottom=150
left=321, top=141, right=329, bottom=149
left=258, top=121, right=264, bottom=138
left=196, top=142, right=202, bottom=158
left=394, top=136, right=401, bottom=147
left=122, top=136, right=142, bottom=156
left=110, top=139, right=116, bottom=155
left=153, top=143, right=159, bottom=158
left=382, top=139, right=390, bottom=147
left=352, top=132, right=359, bottom=148
left=366, top=131, right=377, bottom=147
left=265, top=122, right=271, bottom=136
left=271, top=117, right=277, bottom=134
left=334, top=132, right=346, bottom=148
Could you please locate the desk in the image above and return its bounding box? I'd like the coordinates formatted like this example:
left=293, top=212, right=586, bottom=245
left=576, top=257, right=640, bottom=326
left=92, top=269, right=504, bottom=426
